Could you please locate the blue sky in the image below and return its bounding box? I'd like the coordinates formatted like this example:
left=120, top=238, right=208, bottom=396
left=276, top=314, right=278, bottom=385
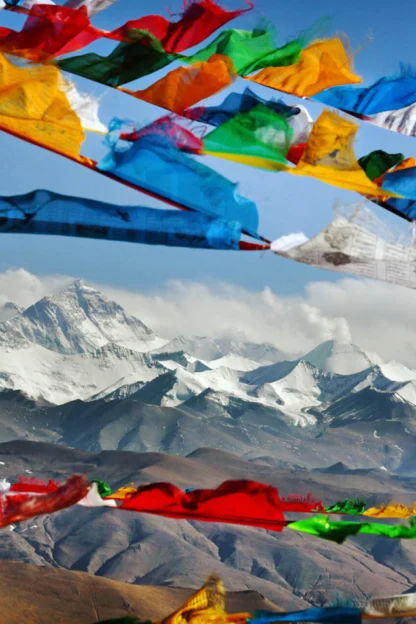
left=1, top=0, right=416, bottom=297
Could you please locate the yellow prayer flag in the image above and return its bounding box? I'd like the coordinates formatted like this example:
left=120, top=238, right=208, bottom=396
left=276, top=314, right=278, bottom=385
left=248, top=38, right=361, bottom=97
left=363, top=502, right=416, bottom=519
left=0, top=53, right=84, bottom=158
left=285, top=110, right=400, bottom=197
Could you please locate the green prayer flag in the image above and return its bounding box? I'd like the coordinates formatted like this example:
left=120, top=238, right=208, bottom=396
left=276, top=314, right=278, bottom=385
left=57, top=31, right=178, bottom=87
left=358, top=150, right=405, bottom=181
left=91, top=479, right=113, bottom=498
left=288, top=514, right=416, bottom=544
left=203, top=103, right=293, bottom=167
left=186, top=23, right=304, bottom=76
left=325, top=499, right=366, bottom=515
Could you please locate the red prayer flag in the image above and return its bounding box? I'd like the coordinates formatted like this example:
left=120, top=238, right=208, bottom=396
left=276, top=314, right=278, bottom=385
left=0, top=5, right=101, bottom=61
left=118, top=480, right=323, bottom=531
left=108, top=0, right=254, bottom=53
left=0, top=475, right=89, bottom=528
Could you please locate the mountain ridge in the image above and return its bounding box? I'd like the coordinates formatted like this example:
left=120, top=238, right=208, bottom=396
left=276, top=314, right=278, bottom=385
left=0, top=280, right=415, bottom=472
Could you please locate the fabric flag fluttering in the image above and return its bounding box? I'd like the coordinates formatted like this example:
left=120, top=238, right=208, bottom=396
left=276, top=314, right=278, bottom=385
left=285, top=111, right=398, bottom=198
left=0, top=189, right=244, bottom=250
left=185, top=22, right=304, bottom=76
left=202, top=103, right=294, bottom=170
left=57, top=31, right=178, bottom=87
left=247, top=38, right=362, bottom=97
left=325, top=499, right=367, bottom=515
left=358, top=150, right=404, bottom=181
left=0, top=4, right=101, bottom=61
left=382, top=164, right=416, bottom=200
left=287, top=514, right=416, bottom=544
left=315, top=68, right=416, bottom=135
left=202, top=102, right=312, bottom=170
left=364, top=592, right=416, bottom=618
left=272, top=209, right=416, bottom=291
left=0, top=475, right=89, bottom=528
left=97, top=121, right=260, bottom=238
left=0, top=53, right=85, bottom=157
left=363, top=502, right=416, bottom=519
left=371, top=103, right=416, bottom=137
left=113, top=479, right=324, bottom=530
left=87, top=576, right=416, bottom=623
left=120, top=55, right=235, bottom=114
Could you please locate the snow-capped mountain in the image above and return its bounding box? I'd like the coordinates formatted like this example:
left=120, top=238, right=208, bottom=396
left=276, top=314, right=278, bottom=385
left=153, top=335, right=290, bottom=365
left=0, top=280, right=166, bottom=354
left=301, top=340, right=384, bottom=375
left=0, top=279, right=416, bottom=436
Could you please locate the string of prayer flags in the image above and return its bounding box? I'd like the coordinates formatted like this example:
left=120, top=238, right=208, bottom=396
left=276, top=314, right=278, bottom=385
left=97, top=120, right=260, bottom=238
left=0, top=0, right=253, bottom=63
left=248, top=38, right=362, bottom=98
left=89, top=577, right=416, bottom=623
left=0, top=189, right=244, bottom=250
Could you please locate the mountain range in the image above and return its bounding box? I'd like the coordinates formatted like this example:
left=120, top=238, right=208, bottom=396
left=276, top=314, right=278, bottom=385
left=0, top=280, right=415, bottom=615
left=0, top=279, right=415, bottom=472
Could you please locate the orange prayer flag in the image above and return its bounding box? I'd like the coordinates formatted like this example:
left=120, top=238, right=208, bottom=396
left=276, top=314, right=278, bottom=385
left=122, top=55, right=235, bottom=114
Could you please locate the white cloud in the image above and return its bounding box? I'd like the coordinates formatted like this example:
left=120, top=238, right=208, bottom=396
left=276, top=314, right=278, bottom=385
left=0, top=268, right=73, bottom=309
left=2, top=268, right=416, bottom=366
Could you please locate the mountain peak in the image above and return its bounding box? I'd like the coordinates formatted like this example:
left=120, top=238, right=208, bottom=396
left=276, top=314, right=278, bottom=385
left=301, top=340, right=383, bottom=375
left=70, top=279, right=97, bottom=293
left=0, top=280, right=166, bottom=355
